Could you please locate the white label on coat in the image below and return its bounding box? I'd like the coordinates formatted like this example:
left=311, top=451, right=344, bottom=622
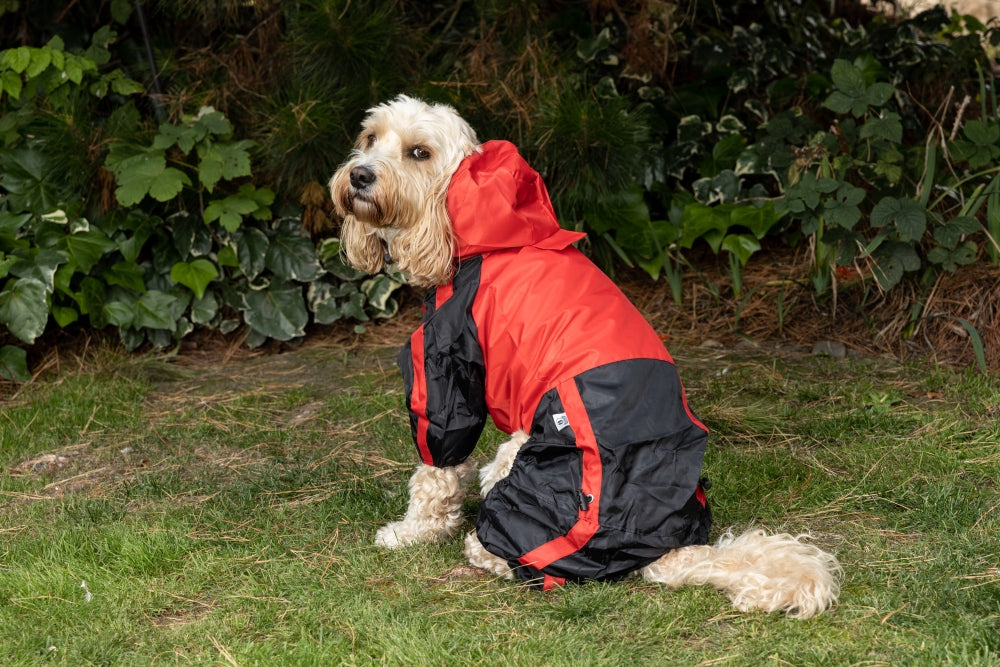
left=552, top=412, right=570, bottom=431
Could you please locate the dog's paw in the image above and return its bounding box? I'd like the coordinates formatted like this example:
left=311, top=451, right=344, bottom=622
left=374, top=522, right=408, bottom=549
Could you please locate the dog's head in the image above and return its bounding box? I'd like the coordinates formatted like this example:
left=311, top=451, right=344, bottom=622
left=330, top=95, right=479, bottom=287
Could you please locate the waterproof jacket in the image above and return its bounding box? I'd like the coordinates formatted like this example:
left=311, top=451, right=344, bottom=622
left=399, top=140, right=711, bottom=588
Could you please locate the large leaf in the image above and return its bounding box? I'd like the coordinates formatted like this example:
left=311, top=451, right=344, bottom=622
left=198, top=140, right=255, bottom=193
left=265, top=234, right=322, bottom=282
left=243, top=282, right=308, bottom=341
left=113, top=152, right=191, bottom=206
left=134, top=290, right=188, bottom=331
left=170, top=259, right=218, bottom=300
left=8, top=248, right=67, bottom=292
left=0, top=149, right=67, bottom=214
left=0, top=277, right=48, bottom=343
left=870, top=196, right=927, bottom=242
left=235, top=227, right=269, bottom=279
left=65, top=228, right=116, bottom=273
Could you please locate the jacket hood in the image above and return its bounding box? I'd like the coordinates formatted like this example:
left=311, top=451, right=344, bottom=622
left=446, top=140, right=586, bottom=258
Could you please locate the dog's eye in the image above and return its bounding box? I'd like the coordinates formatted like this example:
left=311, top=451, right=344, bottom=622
left=409, top=146, right=431, bottom=161
left=365, top=133, right=377, bottom=147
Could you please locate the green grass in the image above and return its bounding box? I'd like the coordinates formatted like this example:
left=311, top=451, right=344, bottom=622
left=1, top=341, right=998, bottom=665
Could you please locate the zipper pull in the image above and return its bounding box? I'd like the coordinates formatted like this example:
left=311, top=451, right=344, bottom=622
left=577, top=489, right=594, bottom=511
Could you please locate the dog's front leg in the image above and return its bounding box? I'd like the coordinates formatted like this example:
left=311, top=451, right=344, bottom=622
left=374, top=460, right=476, bottom=549
left=462, top=430, right=530, bottom=577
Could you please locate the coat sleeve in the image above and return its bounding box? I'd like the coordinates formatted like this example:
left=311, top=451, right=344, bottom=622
left=397, top=276, right=487, bottom=468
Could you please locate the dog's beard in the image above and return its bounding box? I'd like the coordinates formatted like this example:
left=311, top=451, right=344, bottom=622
left=341, top=188, right=387, bottom=226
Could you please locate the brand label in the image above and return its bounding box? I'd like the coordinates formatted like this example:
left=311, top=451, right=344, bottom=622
left=552, top=412, right=570, bottom=431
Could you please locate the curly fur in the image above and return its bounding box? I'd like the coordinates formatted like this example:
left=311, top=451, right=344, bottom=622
left=374, top=460, right=476, bottom=548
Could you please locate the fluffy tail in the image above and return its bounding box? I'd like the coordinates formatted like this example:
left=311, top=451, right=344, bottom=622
left=640, top=529, right=841, bottom=619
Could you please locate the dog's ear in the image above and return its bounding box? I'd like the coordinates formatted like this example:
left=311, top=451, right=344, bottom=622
left=391, top=181, right=455, bottom=287
left=340, top=216, right=385, bottom=275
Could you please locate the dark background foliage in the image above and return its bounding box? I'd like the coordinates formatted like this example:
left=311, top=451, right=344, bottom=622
left=1, top=0, right=999, bottom=378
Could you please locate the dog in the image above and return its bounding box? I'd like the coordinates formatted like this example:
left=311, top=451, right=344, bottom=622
left=329, top=95, right=841, bottom=617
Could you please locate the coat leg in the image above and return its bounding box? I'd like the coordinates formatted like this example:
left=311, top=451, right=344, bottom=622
left=462, top=430, right=530, bottom=576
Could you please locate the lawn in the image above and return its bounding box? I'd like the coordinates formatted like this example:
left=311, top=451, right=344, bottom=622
left=1, top=336, right=998, bottom=666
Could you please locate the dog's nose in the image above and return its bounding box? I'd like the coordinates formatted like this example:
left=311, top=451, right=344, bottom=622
left=350, top=166, right=376, bottom=190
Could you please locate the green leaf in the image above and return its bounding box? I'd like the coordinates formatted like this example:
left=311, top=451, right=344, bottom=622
left=577, top=27, right=612, bottom=63
left=191, top=292, right=219, bottom=325
left=102, top=261, right=147, bottom=293
left=870, top=197, right=927, bottom=242
left=134, top=290, right=187, bottom=331
left=170, top=259, right=218, bottom=300
left=863, top=82, right=894, bottom=107
left=0, top=277, right=49, bottom=343
left=198, top=140, right=255, bottom=193
left=361, top=273, right=404, bottom=315
left=4, top=46, right=31, bottom=73
left=217, top=244, right=239, bottom=268
left=729, top=201, right=784, bottom=239
left=829, top=59, right=864, bottom=96
left=75, top=276, right=108, bottom=320
left=962, top=119, right=1000, bottom=146
left=103, top=298, right=136, bottom=329
left=25, top=47, right=52, bottom=79
left=860, top=113, right=903, bottom=142
left=243, top=282, right=308, bottom=341
left=872, top=242, right=920, bottom=290
left=8, top=248, right=67, bottom=292
left=720, top=233, right=760, bottom=266
left=193, top=108, right=233, bottom=137
left=1, top=70, right=22, bottom=99
left=149, top=168, right=191, bottom=202
left=205, top=185, right=271, bottom=233
left=51, top=305, right=78, bottom=327
left=934, top=216, right=981, bottom=249
left=65, top=228, right=116, bottom=273
left=0, top=344, right=31, bottom=382
left=154, top=123, right=199, bottom=153
left=113, top=153, right=191, bottom=206
left=235, top=227, right=269, bottom=279
left=308, top=280, right=355, bottom=324
left=0, top=148, right=67, bottom=215
left=679, top=203, right=729, bottom=248
left=265, top=234, right=322, bottom=282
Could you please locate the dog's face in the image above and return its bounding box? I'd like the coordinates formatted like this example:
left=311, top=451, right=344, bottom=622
left=329, top=95, right=479, bottom=286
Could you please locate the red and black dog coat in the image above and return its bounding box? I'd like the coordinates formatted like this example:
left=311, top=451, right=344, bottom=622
left=399, top=140, right=711, bottom=589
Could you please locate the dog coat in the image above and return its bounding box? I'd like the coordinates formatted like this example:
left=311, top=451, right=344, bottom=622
left=399, top=140, right=712, bottom=588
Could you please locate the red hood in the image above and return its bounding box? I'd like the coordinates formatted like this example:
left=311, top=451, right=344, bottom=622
left=446, top=140, right=586, bottom=258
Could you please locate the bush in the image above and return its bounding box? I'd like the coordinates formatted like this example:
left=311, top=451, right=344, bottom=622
left=2, top=0, right=999, bottom=379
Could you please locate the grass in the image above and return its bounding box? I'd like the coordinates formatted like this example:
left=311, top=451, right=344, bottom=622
left=1, top=338, right=998, bottom=666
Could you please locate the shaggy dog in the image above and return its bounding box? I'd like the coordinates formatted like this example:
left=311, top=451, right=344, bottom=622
left=330, top=95, right=841, bottom=618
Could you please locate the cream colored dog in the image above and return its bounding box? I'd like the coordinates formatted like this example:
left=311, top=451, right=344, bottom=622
left=330, top=95, right=841, bottom=618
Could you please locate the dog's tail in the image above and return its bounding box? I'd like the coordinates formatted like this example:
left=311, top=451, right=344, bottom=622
left=640, top=529, right=842, bottom=619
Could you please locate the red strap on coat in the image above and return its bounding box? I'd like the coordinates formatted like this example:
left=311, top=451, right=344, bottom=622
left=517, top=379, right=601, bottom=574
